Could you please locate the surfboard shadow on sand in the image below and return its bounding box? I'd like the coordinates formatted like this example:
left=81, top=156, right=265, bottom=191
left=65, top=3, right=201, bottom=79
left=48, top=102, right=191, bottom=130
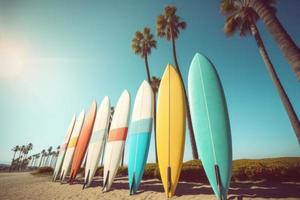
left=99, top=176, right=300, bottom=199
left=63, top=175, right=300, bottom=199
left=175, top=180, right=300, bottom=199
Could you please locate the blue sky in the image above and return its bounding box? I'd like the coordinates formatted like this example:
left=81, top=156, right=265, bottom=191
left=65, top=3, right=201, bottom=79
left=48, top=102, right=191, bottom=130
left=0, top=0, right=299, bottom=164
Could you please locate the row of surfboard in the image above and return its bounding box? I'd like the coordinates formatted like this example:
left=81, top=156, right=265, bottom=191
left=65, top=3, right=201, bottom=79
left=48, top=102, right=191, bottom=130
left=52, top=53, right=232, bottom=200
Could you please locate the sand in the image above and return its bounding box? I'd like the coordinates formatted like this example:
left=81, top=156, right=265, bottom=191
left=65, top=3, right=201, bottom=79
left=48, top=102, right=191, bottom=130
left=0, top=172, right=299, bottom=200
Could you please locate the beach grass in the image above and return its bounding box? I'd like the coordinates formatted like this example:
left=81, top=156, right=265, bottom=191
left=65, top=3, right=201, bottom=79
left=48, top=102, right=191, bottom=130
left=31, top=157, right=300, bottom=182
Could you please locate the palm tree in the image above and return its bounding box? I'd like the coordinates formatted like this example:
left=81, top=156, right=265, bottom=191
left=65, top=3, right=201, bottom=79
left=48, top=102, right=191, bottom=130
left=132, top=27, right=157, bottom=82
left=35, top=154, right=40, bottom=167
left=45, top=146, right=53, bottom=166
left=27, top=143, right=33, bottom=156
left=131, top=27, right=159, bottom=163
left=11, top=145, right=20, bottom=161
left=18, top=145, right=25, bottom=160
left=156, top=5, right=199, bottom=159
left=10, top=145, right=20, bottom=171
left=27, top=156, right=32, bottom=168
left=20, top=147, right=29, bottom=170
left=39, top=149, right=46, bottom=167
left=233, top=0, right=300, bottom=80
left=51, top=150, right=59, bottom=167
left=29, top=154, right=36, bottom=167
left=222, top=0, right=300, bottom=144
left=17, top=145, right=26, bottom=170
left=151, top=76, right=161, bottom=163
left=20, top=143, right=33, bottom=169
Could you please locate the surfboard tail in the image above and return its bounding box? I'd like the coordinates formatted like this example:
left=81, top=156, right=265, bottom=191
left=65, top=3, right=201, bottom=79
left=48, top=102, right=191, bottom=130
left=167, top=166, right=172, bottom=197
left=214, top=165, right=224, bottom=200
left=82, top=170, right=90, bottom=190
left=102, top=170, right=110, bottom=192
left=129, top=172, right=136, bottom=195
left=69, top=170, right=74, bottom=184
left=52, top=172, right=57, bottom=182
left=60, top=170, right=65, bottom=183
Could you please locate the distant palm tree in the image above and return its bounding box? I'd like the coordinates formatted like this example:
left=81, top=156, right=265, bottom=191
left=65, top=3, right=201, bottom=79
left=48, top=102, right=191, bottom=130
left=20, top=147, right=29, bottom=170
left=11, top=145, right=20, bottom=160
left=21, top=143, right=33, bottom=169
left=45, top=146, right=53, bottom=166
left=131, top=27, right=159, bottom=163
left=51, top=150, right=59, bottom=167
left=156, top=5, right=198, bottom=159
left=27, top=156, right=32, bottom=168
left=35, top=154, right=40, bottom=167
left=9, top=145, right=20, bottom=171
left=151, top=76, right=161, bottom=163
left=27, top=143, right=33, bottom=155
left=19, top=145, right=25, bottom=160
left=221, top=0, right=300, bottom=79
left=221, top=0, right=300, bottom=144
left=132, top=27, right=157, bottom=82
left=29, top=154, right=36, bottom=167
left=17, top=145, right=26, bottom=170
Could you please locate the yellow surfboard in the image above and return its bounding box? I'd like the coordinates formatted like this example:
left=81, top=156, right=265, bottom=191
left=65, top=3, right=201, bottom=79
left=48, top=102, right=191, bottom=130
left=156, top=64, right=186, bottom=198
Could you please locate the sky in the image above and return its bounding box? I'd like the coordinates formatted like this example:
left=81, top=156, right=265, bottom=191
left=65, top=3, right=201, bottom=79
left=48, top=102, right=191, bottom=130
left=0, top=0, right=299, bottom=164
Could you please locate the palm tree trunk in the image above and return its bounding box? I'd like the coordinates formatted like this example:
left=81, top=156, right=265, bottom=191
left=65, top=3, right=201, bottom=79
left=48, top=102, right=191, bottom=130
left=39, top=156, right=43, bottom=167
left=249, top=0, right=300, bottom=80
left=144, top=54, right=151, bottom=83
left=170, top=28, right=199, bottom=159
left=121, top=149, right=125, bottom=167
left=12, top=151, right=16, bottom=161
left=10, top=151, right=17, bottom=172
left=144, top=55, right=158, bottom=163
left=153, top=92, right=158, bottom=163
left=251, top=23, right=300, bottom=144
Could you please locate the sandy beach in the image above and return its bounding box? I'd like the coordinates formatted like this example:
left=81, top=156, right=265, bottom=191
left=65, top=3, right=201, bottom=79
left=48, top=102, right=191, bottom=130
left=0, top=172, right=299, bottom=200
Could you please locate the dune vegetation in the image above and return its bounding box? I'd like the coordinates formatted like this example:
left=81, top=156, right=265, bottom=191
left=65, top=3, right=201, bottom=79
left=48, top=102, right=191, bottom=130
left=96, top=157, right=300, bottom=182
left=33, top=157, right=300, bottom=183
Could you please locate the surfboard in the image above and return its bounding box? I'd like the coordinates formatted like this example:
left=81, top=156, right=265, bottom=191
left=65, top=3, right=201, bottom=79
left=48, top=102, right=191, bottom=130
left=60, top=110, right=85, bottom=182
left=128, top=80, right=154, bottom=194
left=156, top=64, right=186, bottom=198
left=52, top=114, right=76, bottom=181
left=188, top=53, right=232, bottom=200
left=83, top=97, right=110, bottom=188
left=69, top=101, right=97, bottom=182
left=103, top=90, right=130, bottom=192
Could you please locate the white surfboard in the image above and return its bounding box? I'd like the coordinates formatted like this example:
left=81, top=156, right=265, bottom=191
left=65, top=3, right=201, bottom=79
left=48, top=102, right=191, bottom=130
left=103, top=90, right=130, bottom=191
left=84, top=96, right=111, bottom=187
left=128, top=80, right=154, bottom=194
left=60, top=110, right=85, bottom=182
left=52, top=114, right=76, bottom=181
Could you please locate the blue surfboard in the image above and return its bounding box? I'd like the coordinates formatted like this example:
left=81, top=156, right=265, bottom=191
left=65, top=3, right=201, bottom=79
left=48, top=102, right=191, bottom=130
left=188, top=53, right=232, bottom=200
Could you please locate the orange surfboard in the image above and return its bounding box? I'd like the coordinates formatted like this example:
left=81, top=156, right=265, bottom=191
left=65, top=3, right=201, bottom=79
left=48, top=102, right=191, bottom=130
left=69, top=101, right=97, bottom=182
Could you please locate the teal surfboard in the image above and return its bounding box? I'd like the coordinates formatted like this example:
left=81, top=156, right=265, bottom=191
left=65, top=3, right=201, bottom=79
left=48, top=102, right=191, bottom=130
left=188, top=53, right=232, bottom=200
left=128, top=80, right=154, bottom=194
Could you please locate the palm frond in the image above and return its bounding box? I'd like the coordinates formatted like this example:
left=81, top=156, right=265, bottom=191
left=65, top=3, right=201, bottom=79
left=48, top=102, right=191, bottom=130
left=224, top=15, right=239, bottom=36
left=131, top=27, right=157, bottom=58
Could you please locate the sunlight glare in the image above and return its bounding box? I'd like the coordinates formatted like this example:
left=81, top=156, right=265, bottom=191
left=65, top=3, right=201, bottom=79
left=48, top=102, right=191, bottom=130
left=0, top=38, right=28, bottom=78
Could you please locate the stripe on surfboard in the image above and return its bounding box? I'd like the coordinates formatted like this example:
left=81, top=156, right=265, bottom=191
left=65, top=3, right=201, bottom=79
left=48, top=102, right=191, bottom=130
left=129, top=118, right=152, bottom=134
left=90, top=129, right=107, bottom=143
left=68, top=137, right=79, bottom=148
left=108, top=127, right=128, bottom=142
